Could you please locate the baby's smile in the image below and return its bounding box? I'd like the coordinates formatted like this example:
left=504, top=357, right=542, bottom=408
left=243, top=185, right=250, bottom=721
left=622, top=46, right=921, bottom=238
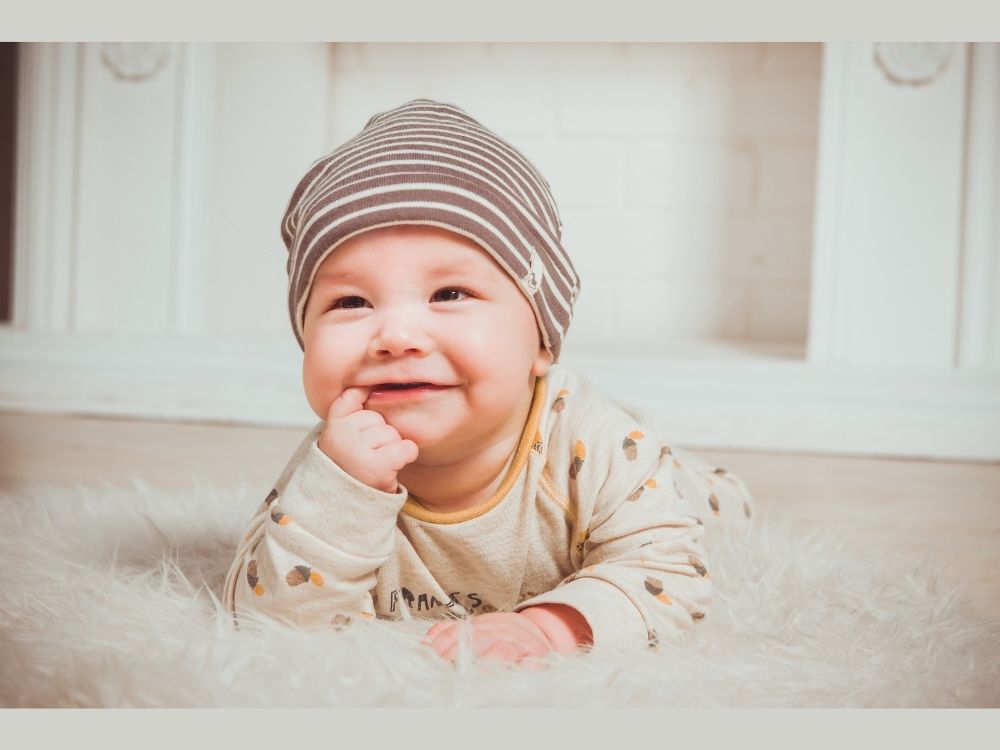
left=366, top=383, right=456, bottom=403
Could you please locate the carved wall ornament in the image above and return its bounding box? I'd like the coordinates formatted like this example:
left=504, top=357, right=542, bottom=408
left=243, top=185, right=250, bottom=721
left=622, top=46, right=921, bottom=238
left=100, top=43, right=171, bottom=82
left=873, top=43, right=956, bottom=87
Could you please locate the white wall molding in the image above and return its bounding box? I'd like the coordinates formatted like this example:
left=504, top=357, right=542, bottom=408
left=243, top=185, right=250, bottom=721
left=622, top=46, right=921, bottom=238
left=99, top=43, right=172, bottom=83
left=807, top=42, right=848, bottom=366
left=168, top=43, right=215, bottom=335
left=580, top=353, right=1000, bottom=462
left=13, top=43, right=82, bottom=332
left=73, top=42, right=184, bottom=333
left=872, top=43, right=957, bottom=87
left=958, top=43, right=1000, bottom=369
left=809, top=42, right=971, bottom=369
left=2, top=327, right=998, bottom=461
left=0, top=328, right=314, bottom=426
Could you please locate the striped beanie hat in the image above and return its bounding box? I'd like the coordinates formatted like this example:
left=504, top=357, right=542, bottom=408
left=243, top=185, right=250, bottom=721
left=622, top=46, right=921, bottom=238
left=281, top=98, right=580, bottom=361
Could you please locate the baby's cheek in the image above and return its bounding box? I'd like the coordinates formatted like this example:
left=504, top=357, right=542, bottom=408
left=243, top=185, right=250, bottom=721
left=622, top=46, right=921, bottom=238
left=445, top=316, right=492, bottom=351
left=302, top=345, right=347, bottom=418
left=456, top=310, right=533, bottom=365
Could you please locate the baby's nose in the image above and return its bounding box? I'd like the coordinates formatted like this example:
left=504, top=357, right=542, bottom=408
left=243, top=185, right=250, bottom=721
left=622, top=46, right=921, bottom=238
left=368, top=314, right=432, bottom=358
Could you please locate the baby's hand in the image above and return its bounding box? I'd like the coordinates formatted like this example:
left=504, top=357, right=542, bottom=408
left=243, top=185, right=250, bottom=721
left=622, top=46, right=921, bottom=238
left=422, top=613, right=553, bottom=668
left=317, top=386, right=419, bottom=493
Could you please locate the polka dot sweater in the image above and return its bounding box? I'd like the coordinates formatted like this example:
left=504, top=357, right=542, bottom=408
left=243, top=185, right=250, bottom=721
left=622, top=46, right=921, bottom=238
left=223, top=363, right=754, bottom=651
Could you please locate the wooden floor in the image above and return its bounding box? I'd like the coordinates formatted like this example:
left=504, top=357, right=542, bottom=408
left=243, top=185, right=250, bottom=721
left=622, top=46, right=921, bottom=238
left=2, top=410, right=998, bottom=620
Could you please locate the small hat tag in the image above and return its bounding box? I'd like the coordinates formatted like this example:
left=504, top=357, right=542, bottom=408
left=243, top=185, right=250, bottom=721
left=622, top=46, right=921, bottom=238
left=525, top=251, right=543, bottom=293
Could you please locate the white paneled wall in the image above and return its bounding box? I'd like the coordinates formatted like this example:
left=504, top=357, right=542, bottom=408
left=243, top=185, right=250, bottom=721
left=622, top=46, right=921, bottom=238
left=2, top=43, right=999, bottom=460
left=12, top=43, right=330, bottom=340
left=195, top=46, right=331, bottom=338
left=959, top=43, right=1000, bottom=370
left=809, top=44, right=970, bottom=369
left=73, top=43, right=191, bottom=334
left=324, top=43, right=821, bottom=355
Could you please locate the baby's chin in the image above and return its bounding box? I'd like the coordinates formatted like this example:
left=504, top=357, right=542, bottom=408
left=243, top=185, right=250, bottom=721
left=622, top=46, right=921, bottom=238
left=375, top=410, right=455, bottom=451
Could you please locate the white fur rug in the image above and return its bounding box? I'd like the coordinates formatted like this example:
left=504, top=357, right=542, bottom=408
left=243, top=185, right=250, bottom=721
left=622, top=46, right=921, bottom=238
left=1, top=479, right=997, bottom=708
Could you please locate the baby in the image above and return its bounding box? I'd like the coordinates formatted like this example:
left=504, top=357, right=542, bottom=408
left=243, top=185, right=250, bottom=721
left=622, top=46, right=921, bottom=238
left=223, top=98, right=754, bottom=663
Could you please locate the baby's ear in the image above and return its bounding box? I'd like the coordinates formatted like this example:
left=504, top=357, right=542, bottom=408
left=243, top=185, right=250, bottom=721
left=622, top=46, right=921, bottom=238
left=532, top=346, right=554, bottom=377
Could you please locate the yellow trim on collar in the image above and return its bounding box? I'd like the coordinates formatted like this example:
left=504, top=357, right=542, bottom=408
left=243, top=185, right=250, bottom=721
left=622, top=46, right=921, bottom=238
left=401, top=375, right=547, bottom=525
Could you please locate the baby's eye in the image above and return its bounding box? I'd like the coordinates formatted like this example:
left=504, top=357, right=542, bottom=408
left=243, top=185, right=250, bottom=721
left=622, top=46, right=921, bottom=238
left=330, top=296, right=370, bottom=310
left=431, top=288, right=470, bottom=302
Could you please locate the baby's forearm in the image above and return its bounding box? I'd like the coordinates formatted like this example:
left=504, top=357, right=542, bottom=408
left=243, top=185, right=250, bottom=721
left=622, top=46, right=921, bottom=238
left=519, top=603, right=593, bottom=653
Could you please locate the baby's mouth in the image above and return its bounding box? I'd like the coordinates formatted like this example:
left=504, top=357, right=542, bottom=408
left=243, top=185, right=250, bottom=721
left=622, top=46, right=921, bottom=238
left=367, top=382, right=453, bottom=401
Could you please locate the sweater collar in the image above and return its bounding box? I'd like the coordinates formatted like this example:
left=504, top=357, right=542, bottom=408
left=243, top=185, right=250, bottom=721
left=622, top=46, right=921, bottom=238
left=400, top=375, right=547, bottom=525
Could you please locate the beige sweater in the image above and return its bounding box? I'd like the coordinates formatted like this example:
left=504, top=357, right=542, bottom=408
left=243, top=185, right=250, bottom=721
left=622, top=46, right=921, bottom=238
left=223, top=363, right=754, bottom=651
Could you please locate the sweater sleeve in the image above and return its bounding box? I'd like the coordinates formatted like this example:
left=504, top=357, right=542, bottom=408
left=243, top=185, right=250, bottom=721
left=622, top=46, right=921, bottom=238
left=514, top=396, right=711, bottom=652
left=222, top=424, right=408, bottom=629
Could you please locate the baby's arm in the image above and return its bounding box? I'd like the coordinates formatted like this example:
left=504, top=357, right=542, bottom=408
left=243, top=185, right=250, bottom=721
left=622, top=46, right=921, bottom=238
left=425, top=405, right=712, bottom=662
left=223, top=388, right=417, bottom=629
left=514, top=417, right=712, bottom=651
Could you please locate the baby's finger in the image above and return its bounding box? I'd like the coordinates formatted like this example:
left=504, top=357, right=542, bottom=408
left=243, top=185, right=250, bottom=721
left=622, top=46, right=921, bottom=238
left=374, top=439, right=420, bottom=470
left=424, top=619, right=457, bottom=641
left=326, top=386, right=371, bottom=420
left=519, top=655, right=548, bottom=672
left=338, top=409, right=386, bottom=431
left=425, top=624, right=459, bottom=657
left=422, top=622, right=455, bottom=649
left=361, top=424, right=405, bottom=450
left=438, top=624, right=477, bottom=664
left=478, top=640, right=521, bottom=663
left=440, top=639, right=468, bottom=664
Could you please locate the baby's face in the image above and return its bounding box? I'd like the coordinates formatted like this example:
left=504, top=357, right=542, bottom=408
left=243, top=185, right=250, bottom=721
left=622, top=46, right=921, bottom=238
left=301, top=224, right=552, bottom=461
